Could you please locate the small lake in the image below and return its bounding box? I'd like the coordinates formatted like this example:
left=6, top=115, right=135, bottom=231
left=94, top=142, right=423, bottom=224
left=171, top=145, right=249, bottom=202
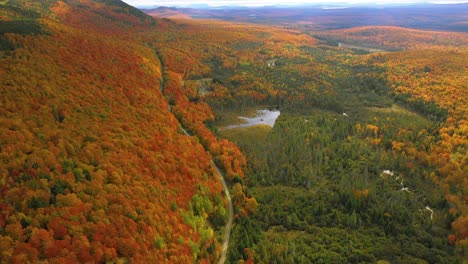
left=225, top=109, right=280, bottom=129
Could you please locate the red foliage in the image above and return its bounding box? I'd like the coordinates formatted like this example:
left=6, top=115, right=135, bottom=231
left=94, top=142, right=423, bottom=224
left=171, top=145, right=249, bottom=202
left=0, top=2, right=223, bottom=262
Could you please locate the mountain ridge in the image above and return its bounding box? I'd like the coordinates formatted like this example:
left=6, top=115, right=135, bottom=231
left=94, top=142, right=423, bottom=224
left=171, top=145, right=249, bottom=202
left=0, top=0, right=231, bottom=262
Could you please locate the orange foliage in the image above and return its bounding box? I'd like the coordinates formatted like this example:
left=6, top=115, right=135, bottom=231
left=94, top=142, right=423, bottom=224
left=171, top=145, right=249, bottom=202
left=317, top=26, right=468, bottom=50
left=366, top=48, right=468, bottom=250
left=0, top=2, right=224, bottom=262
left=163, top=71, right=247, bottom=179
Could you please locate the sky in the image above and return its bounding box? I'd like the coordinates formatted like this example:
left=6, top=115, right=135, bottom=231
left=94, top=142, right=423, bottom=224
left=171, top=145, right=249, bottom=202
left=121, top=0, right=468, bottom=7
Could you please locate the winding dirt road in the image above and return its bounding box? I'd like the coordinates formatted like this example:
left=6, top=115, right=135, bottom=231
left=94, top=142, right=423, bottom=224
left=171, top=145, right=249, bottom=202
left=212, top=160, right=233, bottom=264
left=156, top=52, right=233, bottom=263
left=178, top=127, right=233, bottom=264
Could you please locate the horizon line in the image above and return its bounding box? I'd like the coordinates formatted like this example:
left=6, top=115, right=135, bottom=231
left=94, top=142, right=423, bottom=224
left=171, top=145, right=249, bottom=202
left=122, top=1, right=468, bottom=8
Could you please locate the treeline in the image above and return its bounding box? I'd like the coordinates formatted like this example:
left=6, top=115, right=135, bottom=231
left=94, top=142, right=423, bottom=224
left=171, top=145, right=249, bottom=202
left=394, top=94, right=448, bottom=122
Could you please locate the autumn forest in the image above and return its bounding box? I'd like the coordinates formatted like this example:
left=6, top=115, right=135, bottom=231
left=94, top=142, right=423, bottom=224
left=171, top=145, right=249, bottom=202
left=0, top=0, right=466, bottom=263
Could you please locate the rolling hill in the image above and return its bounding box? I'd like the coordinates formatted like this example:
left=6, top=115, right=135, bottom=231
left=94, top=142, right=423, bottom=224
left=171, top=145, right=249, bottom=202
left=144, top=7, right=192, bottom=19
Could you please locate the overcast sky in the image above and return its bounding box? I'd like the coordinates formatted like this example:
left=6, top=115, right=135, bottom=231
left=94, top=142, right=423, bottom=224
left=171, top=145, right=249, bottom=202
left=121, top=0, right=468, bottom=7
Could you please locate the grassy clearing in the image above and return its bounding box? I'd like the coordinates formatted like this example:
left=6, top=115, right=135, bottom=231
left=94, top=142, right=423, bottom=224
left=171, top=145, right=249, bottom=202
left=218, top=125, right=271, bottom=146
left=213, top=106, right=271, bottom=127
left=366, top=104, right=419, bottom=115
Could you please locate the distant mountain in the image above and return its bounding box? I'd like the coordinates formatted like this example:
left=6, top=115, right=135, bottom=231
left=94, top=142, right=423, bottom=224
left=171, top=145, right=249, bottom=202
left=144, top=6, right=192, bottom=19
left=143, top=3, right=468, bottom=31
left=314, top=25, right=468, bottom=50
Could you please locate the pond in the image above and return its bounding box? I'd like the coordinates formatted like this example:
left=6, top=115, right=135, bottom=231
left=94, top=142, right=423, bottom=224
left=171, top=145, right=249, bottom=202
left=225, top=109, right=280, bottom=129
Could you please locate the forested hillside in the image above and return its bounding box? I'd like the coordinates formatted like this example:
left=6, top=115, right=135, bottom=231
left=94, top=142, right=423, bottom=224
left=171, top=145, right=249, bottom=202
left=0, top=0, right=234, bottom=262
left=314, top=26, right=468, bottom=50
left=0, top=0, right=466, bottom=263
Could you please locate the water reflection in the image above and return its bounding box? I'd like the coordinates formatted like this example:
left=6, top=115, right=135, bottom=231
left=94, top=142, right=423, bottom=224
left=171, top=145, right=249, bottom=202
left=225, top=109, right=280, bottom=129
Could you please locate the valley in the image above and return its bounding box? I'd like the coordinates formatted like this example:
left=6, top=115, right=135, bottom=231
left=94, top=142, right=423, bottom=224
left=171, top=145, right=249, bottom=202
left=0, top=0, right=466, bottom=263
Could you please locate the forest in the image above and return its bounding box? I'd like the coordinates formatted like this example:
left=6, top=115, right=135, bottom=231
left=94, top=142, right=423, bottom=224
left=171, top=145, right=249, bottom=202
left=0, top=0, right=466, bottom=263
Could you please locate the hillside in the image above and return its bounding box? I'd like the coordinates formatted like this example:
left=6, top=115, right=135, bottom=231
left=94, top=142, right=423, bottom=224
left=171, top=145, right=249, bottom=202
left=0, top=0, right=229, bottom=262
left=314, top=26, right=468, bottom=50
left=144, top=7, right=192, bottom=19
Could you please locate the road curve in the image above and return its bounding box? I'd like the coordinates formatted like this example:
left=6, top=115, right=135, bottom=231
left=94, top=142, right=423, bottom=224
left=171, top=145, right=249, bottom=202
left=179, top=122, right=234, bottom=264
left=177, top=127, right=233, bottom=264
left=155, top=51, right=233, bottom=263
